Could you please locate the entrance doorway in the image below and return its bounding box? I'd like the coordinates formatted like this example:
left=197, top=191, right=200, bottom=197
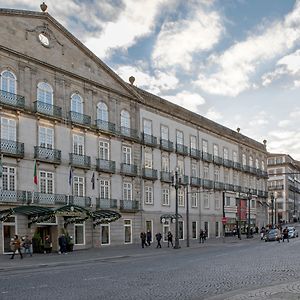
left=3, top=224, right=15, bottom=253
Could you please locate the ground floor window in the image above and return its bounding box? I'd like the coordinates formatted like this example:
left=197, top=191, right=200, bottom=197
left=124, top=219, right=132, bottom=244
left=74, top=222, right=85, bottom=245
left=145, top=220, right=153, bottom=242
left=2, top=218, right=15, bottom=253
left=215, top=222, right=219, bottom=237
left=192, top=221, right=197, bottom=239
left=163, top=221, right=170, bottom=241
left=204, top=221, right=209, bottom=238
left=101, top=224, right=110, bottom=245
left=179, top=221, right=184, bottom=240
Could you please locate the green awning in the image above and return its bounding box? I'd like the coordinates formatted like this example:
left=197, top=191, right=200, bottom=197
left=92, top=210, right=121, bottom=227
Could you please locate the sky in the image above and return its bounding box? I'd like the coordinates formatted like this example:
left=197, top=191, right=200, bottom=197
left=2, top=0, right=300, bottom=160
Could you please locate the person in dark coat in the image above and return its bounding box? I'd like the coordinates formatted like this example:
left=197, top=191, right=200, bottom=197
left=167, top=231, right=173, bottom=248
left=282, top=227, right=289, bottom=243
left=155, top=232, right=162, bottom=248
left=44, top=235, right=52, bottom=253
left=199, top=230, right=205, bottom=243
left=10, top=235, right=23, bottom=259
left=146, top=230, right=152, bottom=246
left=58, top=233, right=67, bottom=254
left=140, top=232, right=146, bottom=248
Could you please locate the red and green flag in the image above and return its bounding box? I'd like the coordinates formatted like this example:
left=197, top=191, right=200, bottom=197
left=33, top=160, right=38, bottom=185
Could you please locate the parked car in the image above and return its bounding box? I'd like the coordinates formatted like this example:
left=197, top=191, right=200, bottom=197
left=288, top=227, right=298, bottom=238
left=264, top=229, right=281, bottom=242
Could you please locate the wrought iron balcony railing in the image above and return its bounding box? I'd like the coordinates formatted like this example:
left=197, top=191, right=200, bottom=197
left=203, top=179, right=214, bottom=189
left=202, top=152, right=213, bottom=162
left=213, top=156, right=223, bottom=165
left=120, top=163, right=138, bottom=176
left=214, top=181, right=225, bottom=190
left=233, top=162, right=241, bottom=170
left=224, top=183, right=234, bottom=191
left=119, top=126, right=139, bottom=140
left=34, top=146, right=61, bottom=164
left=68, top=195, right=91, bottom=207
left=234, top=185, right=242, bottom=192
left=175, top=144, right=189, bottom=156
left=120, top=199, right=139, bottom=211
left=142, top=133, right=157, bottom=147
left=178, top=175, right=189, bottom=185
left=96, top=120, right=117, bottom=134
left=69, top=153, right=91, bottom=169
left=142, top=168, right=158, bottom=180
left=32, top=192, right=67, bottom=205
left=96, top=198, right=118, bottom=209
left=0, top=89, right=25, bottom=109
left=268, top=185, right=284, bottom=190
left=242, top=165, right=251, bottom=173
left=0, top=190, right=27, bottom=204
left=160, top=139, right=174, bottom=152
left=69, top=111, right=91, bottom=126
left=1, top=139, right=24, bottom=158
left=190, top=177, right=202, bottom=187
left=160, top=171, right=172, bottom=183
left=223, top=159, right=234, bottom=168
left=190, top=148, right=201, bottom=159
left=34, top=101, right=62, bottom=118
left=96, top=159, right=116, bottom=173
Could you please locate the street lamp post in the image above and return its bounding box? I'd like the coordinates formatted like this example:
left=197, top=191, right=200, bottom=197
left=270, top=192, right=274, bottom=228
left=186, top=186, right=189, bottom=247
left=247, top=189, right=252, bottom=238
left=173, top=168, right=180, bottom=249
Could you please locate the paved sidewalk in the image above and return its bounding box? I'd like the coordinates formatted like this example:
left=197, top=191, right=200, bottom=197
left=0, top=234, right=259, bottom=272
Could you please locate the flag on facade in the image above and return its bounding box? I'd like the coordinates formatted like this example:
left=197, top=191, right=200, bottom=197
left=33, top=160, right=38, bottom=185
left=69, top=167, right=73, bottom=186
left=91, top=172, right=95, bottom=190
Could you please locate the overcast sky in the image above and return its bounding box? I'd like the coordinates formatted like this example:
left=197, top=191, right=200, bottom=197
left=2, top=0, right=300, bottom=160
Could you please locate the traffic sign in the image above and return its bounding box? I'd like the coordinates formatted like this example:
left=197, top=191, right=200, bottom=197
left=222, top=217, right=227, bottom=224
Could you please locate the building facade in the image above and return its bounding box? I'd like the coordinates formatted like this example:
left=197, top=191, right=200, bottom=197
left=0, top=7, right=268, bottom=254
left=267, top=153, right=300, bottom=224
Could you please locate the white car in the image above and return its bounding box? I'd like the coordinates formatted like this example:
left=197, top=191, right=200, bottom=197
left=288, top=227, right=298, bottom=238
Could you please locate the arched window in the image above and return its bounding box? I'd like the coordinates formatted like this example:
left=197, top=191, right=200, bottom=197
left=242, top=154, right=246, bottom=166
left=37, top=82, right=53, bottom=104
left=1, top=70, right=16, bottom=94
left=255, top=158, right=259, bottom=169
left=121, top=110, right=130, bottom=128
left=261, top=161, right=265, bottom=171
left=97, top=102, right=108, bottom=122
left=71, top=94, right=83, bottom=114
left=249, top=156, right=253, bottom=167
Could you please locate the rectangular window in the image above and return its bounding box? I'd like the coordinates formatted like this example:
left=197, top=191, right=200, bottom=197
left=39, top=127, right=53, bottom=149
left=124, top=219, right=132, bottom=244
left=203, top=166, right=209, bottom=179
left=144, top=186, right=153, bottom=204
left=179, top=221, right=184, bottom=240
left=40, top=171, right=53, bottom=194
left=191, top=193, right=197, bottom=208
left=215, top=195, right=220, bottom=210
left=215, top=222, right=219, bottom=237
left=163, top=220, right=170, bottom=242
left=122, top=146, right=131, bottom=164
left=191, top=163, right=197, bottom=177
left=73, top=176, right=84, bottom=197
left=74, top=222, right=85, bottom=245
left=204, top=222, right=209, bottom=238
left=144, top=149, right=153, bottom=168
left=100, top=179, right=110, bottom=199
left=233, top=173, right=238, bottom=185
left=143, top=119, right=152, bottom=135
left=2, top=166, right=15, bottom=191
left=178, top=189, right=184, bottom=206
left=176, top=130, right=184, bottom=145
left=99, top=140, right=109, bottom=160
left=101, top=224, right=110, bottom=245
left=204, top=193, right=209, bottom=209
left=161, top=125, right=169, bottom=140
left=123, top=182, right=132, bottom=200
left=224, top=170, right=229, bottom=184
left=73, top=134, right=84, bottom=155
left=223, top=148, right=229, bottom=160
left=1, top=118, right=16, bottom=141
left=177, top=159, right=184, bottom=175
left=146, top=220, right=153, bottom=243
left=162, top=188, right=170, bottom=206
left=233, top=151, right=238, bottom=163
left=226, top=196, right=231, bottom=206
left=161, top=156, right=169, bottom=172
left=190, top=135, right=197, bottom=149
left=213, top=144, right=219, bottom=156
left=202, top=140, right=208, bottom=153
left=214, top=169, right=219, bottom=181
left=192, top=221, right=197, bottom=239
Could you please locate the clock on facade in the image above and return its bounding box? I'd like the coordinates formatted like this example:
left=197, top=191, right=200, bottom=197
left=38, top=33, right=50, bottom=46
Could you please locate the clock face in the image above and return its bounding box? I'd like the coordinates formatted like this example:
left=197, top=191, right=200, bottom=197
left=38, top=33, right=50, bottom=46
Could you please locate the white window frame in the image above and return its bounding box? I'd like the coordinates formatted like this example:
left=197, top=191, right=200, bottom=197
left=213, top=144, right=219, bottom=156
left=190, top=135, right=197, bottom=149
left=2, top=166, right=16, bottom=191
left=37, top=82, right=53, bottom=105
left=99, top=179, right=110, bottom=199
left=144, top=148, right=153, bottom=168
left=223, top=148, right=229, bottom=160
left=143, top=119, right=152, bottom=135
left=71, top=93, right=83, bottom=114
left=1, top=70, right=17, bottom=94
left=161, top=125, right=169, bottom=140
left=162, top=188, right=170, bottom=206
left=124, top=219, right=132, bottom=244
left=203, top=193, right=209, bottom=209
left=176, top=130, right=184, bottom=145
left=123, top=182, right=132, bottom=200
left=161, top=156, right=169, bottom=172
left=122, top=146, right=131, bottom=164
left=1, top=117, right=16, bottom=141
left=191, top=192, right=198, bottom=208
left=73, top=134, right=84, bottom=155
left=39, top=171, right=54, bottom=194
left=100, top=223, right=110, bottom=245
left=121, top=110, right=130, bottom=128
left=99, top=140, right=110, bottom=160
left=178, top=188, right=184, bottom=207
left=144, top=185, right=153, bottom=205
left=39, top=126, right=53, bottom=149
left=74, top=222, right=85, bottom=245
left=73, top=176, right=85, bottom=197
left=97, top=102, right=108, bottom=122
left=202, top=140, right=208, bottom=153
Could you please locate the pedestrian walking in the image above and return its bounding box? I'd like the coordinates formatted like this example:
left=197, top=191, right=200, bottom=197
left=155, top=232, right=162, bottom=248
left=23, top=235, right=32, bottom=257
left=58, top=233, right=67, bottom=254
left=167, top=231, right=173, bottom=248
left=282, top=226, right=289, bottom=243
left=146, top=230, right=152, bottom=246
left=10, top=235, right=23, bottom=259
left=140, top=231, right=146, bottom=248
left=44, top=235, right=52, bottom=253
left=199, top=229, right=205, bottom=243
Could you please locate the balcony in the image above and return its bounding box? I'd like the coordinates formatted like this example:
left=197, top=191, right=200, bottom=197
left=32, top=192, right=67, bottom=205
left=142, top=168, right=158, bottom=180
left=223, top=159, right=233, bottom=168
left=69, top=153, right=91, bottom=169
left=34, top=101, right=62, bottom=118
left=203, top=179, right=214, bottom=189
left=96, top=159, right=116, bottom=173
left=224, top=183, right=234, bottom=191
left=96, top=198, right=118, bottom=209
left=250, top=167, right=257, bottom=174
left=214, top=181, right=225, bottom=190
left=160, top=139, right=173, bottom=152
left=202, top=152, right=213, bottom=162
left=179, top=175, right=189, bottom=185
left=142, top=133, right=157, bottom=147
left=233, top=162, right=241, bottom=170
left=258, top=190, right=268, bottom=198
left=190, top=177, right=202, bottom=187
left=0, top=90, right=25, bottom=109
left=120, top=199, right=139, bottom=211
left=160, top=171, right=172, bottom=183
left=1, top=139, right=24, bottom=158
left=96, top=120, right=117, bottom=135
left=190, top=148, right=201, bottom=160
left=69, top=111, right=91, bottom=126
left=176, top=144, right=189, bottom=156
left=213, top=156, right=223, bottom=165
left=119, top=126, right=139, bottom=141
left=242, top=165, right=251, bottom=173
left=0, top=190, right=27, bottom=204
left=268, top=185, right=284, bottom=190
left=69, top=196, right=91, bottom=207
left=120, top=163, right=138, bottom=176
left=34, top=146, right=61, bottom=164
left=234, top=185, right=242, bottom=192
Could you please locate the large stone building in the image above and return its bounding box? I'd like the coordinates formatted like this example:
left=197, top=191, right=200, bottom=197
left=0, top=6, right=268, bottom=254
left=267, top=153, right=300, bottom=224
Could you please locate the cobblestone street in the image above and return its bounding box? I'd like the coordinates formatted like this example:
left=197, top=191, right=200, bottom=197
left=1, top=230, right=300, bottom=300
